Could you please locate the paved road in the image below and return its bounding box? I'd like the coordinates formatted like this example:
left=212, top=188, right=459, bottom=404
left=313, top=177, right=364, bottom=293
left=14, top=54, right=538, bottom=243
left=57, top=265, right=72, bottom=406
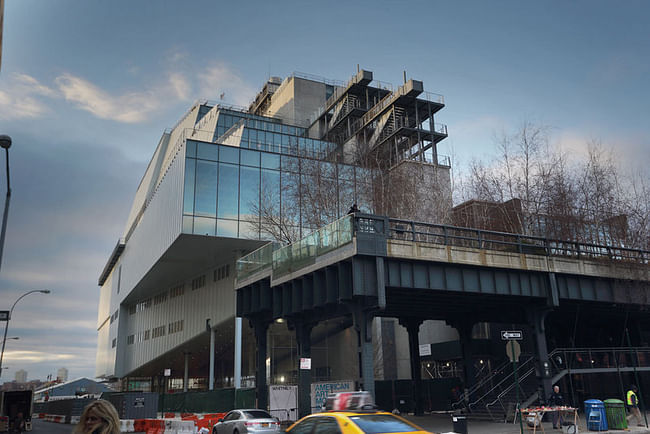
left=31, top=419, right=73, bottom=433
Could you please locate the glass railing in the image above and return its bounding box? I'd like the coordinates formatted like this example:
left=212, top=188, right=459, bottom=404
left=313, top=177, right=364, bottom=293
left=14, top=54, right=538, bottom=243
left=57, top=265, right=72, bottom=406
left=273, top=215, right=354, bottom=278
left=236, top=242, right=278, bottom=282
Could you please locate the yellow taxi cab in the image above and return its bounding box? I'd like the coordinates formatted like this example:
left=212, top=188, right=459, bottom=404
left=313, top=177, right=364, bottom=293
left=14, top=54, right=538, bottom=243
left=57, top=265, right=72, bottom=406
left=285, top=392, right=434, bottom=434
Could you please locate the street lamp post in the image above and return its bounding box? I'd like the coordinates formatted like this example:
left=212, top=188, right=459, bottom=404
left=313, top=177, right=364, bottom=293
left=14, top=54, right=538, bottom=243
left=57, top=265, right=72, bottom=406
left=0, top=290, right=50, bottom=379
left=0, top=134, right=11, bottom=274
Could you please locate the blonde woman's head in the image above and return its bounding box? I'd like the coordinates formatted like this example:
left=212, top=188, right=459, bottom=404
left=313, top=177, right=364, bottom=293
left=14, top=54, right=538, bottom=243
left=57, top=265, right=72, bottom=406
left=74, top=399, right=120, bottom=434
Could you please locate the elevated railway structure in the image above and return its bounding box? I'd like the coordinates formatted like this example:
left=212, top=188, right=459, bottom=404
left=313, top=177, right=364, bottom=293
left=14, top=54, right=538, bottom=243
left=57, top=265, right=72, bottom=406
left=235, top=214, right=650, bottom=417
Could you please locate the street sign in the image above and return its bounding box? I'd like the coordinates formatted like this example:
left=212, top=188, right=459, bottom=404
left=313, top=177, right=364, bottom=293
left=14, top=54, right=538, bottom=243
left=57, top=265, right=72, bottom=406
left=506, top=340, right=521, bottom=362
left=0, top=311, right=9, bottom=321
left=418, top=344, right=431, bottom=356
left=164, top=369, right=171, bottom=377
left=300, top=358, right=311, bottom=370
left=501, top=330, right=523, bottom=340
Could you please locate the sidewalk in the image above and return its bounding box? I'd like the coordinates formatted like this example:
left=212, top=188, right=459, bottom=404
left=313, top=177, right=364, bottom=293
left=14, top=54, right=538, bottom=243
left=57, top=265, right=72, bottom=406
left=402, top=413, right=650, bottom=433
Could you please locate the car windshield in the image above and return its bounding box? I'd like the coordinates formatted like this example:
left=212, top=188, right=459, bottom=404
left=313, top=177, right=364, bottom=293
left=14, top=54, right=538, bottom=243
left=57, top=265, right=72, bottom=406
left=349, top=414, right=418, bottom=433
left=243, top=410, right=272, bottom=419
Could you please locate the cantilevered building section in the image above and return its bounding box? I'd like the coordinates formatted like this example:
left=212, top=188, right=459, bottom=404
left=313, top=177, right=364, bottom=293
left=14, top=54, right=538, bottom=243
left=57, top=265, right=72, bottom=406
left=95, top=69, right=451, bottom=392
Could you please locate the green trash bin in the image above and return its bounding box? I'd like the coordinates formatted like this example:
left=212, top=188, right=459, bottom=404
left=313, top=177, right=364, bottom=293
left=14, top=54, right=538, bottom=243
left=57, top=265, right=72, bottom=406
left=604, top=398, right=628, bottom=430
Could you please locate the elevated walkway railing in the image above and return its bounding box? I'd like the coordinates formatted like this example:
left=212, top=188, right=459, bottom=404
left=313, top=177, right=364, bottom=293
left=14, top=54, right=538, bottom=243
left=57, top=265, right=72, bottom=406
left=236, top=215, right=650, bottom=284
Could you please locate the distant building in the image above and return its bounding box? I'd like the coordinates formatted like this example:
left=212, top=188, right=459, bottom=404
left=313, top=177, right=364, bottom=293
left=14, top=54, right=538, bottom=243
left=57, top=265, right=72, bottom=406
left=56, top=367, right=68, bottom=383
left=14, top=369, right=27, bottom=383
left=34, top=377, right=112, bottom=402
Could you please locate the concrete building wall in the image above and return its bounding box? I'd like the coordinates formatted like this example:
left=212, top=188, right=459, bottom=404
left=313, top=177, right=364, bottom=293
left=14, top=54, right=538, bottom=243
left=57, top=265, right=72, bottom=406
left=264, top=77, right=329, bottom=127
left=120, top=262, right=236, bottom=375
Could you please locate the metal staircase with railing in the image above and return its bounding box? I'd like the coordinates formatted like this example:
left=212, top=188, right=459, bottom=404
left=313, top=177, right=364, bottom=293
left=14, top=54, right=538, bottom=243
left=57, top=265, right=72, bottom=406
left=450, top=347, right=650, bottom=421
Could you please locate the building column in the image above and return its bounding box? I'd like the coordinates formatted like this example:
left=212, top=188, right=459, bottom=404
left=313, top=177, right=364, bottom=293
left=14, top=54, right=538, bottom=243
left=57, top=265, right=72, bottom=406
left=252, top=319, right=271, bottom=410
left=295, top=319, right=315, bottom=418
left=457, top=321, right=476, bottom=401
left=399, top=317, right=424, bottom=416
left=526, top=306, right=553, bottom=403
left=352, top=306, right=375, bottom=400
left=234, top=317, right=242, bottom=389
left=183, top=352, right=190, bottom=392
left=209, top=328, right=215, bottom=390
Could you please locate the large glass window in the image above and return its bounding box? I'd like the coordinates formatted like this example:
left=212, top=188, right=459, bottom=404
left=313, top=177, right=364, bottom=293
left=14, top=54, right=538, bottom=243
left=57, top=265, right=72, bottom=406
left=239, top=165, right=260, bottom=220
left=218, top=163, right=239, bottom=219
left=241, top=149, right=260, bottom=167
left=217, top=219, right=238, bottom=237
left=219, top=146, right=239, bottom=164
left=194, top=217, right=216, bottom=236
left=195, top=160, right=217, bottom=217
left=261, top=153, right=280, bottom=170
left=184, top=158, right=196, bottom=214
left=197, top=142, right=218, bottom=161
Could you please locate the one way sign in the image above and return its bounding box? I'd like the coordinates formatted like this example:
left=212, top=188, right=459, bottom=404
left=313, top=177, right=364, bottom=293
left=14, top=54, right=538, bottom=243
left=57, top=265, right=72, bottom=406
left=501, top=330, right=523, bottom=340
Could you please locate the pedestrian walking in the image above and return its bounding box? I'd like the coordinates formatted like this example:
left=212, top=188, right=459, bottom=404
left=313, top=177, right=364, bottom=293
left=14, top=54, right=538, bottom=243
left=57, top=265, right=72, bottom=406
left=627, top=385, right=644, bottom=427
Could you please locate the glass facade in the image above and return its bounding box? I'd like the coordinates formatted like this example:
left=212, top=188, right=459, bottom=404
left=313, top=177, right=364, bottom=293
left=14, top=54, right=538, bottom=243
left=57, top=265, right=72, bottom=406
left=183, top=139, right=373, bottom=241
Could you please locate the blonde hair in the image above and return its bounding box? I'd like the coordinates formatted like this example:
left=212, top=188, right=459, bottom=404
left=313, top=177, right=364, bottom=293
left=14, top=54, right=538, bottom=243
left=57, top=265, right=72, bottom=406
left=73, top=399, right=121, bottom=434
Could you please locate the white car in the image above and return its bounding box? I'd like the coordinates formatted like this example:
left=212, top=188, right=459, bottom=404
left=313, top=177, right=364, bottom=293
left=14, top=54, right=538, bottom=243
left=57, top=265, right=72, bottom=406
left=212, top=409, right=281, bottom=434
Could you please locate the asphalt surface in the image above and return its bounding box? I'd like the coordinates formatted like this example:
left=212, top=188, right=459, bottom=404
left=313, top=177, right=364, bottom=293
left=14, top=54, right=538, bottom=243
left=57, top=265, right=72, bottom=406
left=31, top=419, right=73, bottom=433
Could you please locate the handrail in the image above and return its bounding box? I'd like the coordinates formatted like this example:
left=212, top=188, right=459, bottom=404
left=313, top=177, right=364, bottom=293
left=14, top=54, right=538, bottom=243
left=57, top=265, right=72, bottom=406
left=451, top=354, right=533, bottom=410
left=469, top=355, right=537, bottom=411
left=383, top=217, right=649, bottom=263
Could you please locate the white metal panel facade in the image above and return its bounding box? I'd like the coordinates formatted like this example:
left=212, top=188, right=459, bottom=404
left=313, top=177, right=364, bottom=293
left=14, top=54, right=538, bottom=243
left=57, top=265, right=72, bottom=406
left=119, top=267, right=236, bottom=375
left=116, top=145, right=185, bottom=303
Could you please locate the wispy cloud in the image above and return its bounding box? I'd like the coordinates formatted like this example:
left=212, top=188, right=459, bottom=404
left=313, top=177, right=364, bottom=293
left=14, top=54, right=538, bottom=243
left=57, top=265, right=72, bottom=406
left=198, top=62, right=256, bottom=106
left=0, top=73, right=55, bottom=120
left=55, top=73, right=165, bottom=123
left=4, top=350, right=76, bottom=363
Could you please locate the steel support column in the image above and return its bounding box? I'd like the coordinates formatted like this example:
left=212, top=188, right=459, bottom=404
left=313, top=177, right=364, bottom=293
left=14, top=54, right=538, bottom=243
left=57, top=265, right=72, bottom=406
left=448, top=320, right=476, bottom=408
left=235, top=317, right=242, bottom=388
left=352, top=306, right=375, bottom=400
left=295, top=320, right=315, bottom=418
left=526, top=306, right=553, bottom=403
left=183, top=352, right=190, bottom=392
left=252, top=319, right=271, bottom=410
left=399, top=318, right=424, bottom=415
left=209, top=327, right=215, bottom=390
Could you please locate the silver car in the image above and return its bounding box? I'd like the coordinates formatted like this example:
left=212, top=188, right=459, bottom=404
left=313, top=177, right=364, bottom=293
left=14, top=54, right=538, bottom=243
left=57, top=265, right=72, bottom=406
left=212, top=409, right=281, bottom=434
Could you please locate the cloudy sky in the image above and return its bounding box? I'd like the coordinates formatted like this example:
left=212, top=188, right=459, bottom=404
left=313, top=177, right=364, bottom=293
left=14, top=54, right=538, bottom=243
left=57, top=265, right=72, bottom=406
left=0, top=0, right=648, bottom=382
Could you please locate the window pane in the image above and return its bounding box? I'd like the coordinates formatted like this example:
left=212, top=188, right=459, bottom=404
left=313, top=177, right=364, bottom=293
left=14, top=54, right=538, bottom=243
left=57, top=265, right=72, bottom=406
left=195, top=160, right=217, bottom=217
left=239, top=165, right=260, bottom=218
left=261, top=153, right=280, bottom=170
left=193, top=217, right=215, bottom=236
left=241, top=149, right=260, bottom=167
left=218, top=163, right=239, bottom=219
left=217, top=219, right=238, bottom=238
left=182, top=215, right=193, bottom=233
left=219, top=146, right=239, bottom=164
left=184, top=158, right=196, bottom=214
left=186, top=140, right=197, bottom=158
left=197, top=142, right=218, bottom=161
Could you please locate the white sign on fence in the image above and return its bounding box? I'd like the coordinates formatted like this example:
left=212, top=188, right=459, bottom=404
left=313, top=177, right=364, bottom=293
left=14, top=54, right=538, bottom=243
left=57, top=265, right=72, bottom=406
left=269, top=385, right=298, bottom=422
left=311, top=380, right=355, bottom=411
left=419, top=344, right=432, bottom=356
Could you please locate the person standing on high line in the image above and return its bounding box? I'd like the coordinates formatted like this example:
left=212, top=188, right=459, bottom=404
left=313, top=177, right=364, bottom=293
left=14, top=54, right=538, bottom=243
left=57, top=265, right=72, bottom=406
left=627, top=385, right=645, bottom=427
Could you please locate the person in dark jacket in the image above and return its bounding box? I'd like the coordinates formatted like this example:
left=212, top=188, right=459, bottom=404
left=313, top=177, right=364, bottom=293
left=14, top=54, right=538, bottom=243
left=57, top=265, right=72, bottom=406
left=548, top=385, right=564, bottom=429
